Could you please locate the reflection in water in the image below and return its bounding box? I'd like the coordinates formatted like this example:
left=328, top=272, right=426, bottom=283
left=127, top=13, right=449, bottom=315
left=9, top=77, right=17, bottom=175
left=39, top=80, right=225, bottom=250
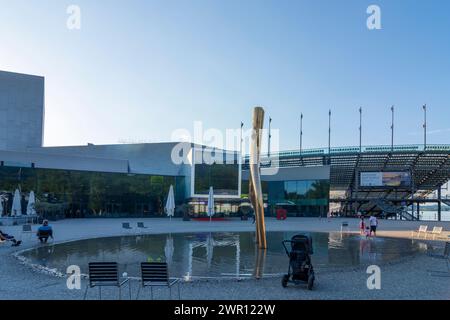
left=21, top=232, right=426, bottom=280
left=185, top=233, right=241, bottom=280
left=254, top=248, right=267, bottom=279
left=164, top=235, right=174, bottom=266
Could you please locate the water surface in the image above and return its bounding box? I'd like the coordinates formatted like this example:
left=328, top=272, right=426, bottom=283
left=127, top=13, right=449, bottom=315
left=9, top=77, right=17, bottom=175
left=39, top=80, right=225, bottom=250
left=21, top=232, right=425, bottom=279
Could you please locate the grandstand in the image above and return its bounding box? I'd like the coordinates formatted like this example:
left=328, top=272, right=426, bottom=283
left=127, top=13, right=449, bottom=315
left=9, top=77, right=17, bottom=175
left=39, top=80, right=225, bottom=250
left=244, top=144, right=450, bottom=220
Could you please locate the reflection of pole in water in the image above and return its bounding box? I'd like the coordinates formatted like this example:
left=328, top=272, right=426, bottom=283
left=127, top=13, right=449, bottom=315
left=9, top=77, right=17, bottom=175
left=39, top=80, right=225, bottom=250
left=254, top=248, right=267, bottom=279
left=236, top=239, right=240, bottom=279
left=185, top=243, right=193, bottom=281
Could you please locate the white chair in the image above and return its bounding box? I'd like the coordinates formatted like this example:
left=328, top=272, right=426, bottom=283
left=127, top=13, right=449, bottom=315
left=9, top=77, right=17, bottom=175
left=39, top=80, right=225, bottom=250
left=411, top=225, right=428, bottom=238
left=340, top=221, right=350, bottom=233
left=426, top=227, right=443, bottom=240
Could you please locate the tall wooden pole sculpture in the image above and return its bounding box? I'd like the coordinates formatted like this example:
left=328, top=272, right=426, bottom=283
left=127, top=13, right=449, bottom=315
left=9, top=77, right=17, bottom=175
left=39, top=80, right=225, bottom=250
left=249, top=106, right=267, bottom=249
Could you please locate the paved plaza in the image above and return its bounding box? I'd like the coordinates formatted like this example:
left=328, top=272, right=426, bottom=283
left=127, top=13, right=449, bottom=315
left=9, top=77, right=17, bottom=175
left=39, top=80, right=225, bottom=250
left=1, top=218, right=449, bottom=300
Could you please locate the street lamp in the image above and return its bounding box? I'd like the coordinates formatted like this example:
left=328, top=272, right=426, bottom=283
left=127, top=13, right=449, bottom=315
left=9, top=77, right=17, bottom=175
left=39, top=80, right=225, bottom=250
left=423, top=104, right=427, bottom=149
left=300, top=113, right=303, bottom=155
left=268, top=117, right=272, bottom=157
left=328, top=109, right=331, bottom=154
left=390, top=105, right=394, bottom=152
left=359, top=107, right=362, bottom=152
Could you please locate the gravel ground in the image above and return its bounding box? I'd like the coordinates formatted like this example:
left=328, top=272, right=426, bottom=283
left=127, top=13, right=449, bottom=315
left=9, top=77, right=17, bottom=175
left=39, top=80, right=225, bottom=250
left=1, top=218, right=449, bottom=300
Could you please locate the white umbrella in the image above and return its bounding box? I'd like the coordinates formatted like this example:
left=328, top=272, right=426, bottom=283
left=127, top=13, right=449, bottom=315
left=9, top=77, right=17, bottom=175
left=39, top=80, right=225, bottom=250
left=11, top=189, right=22, bottom=217
left=207, top=186, right=215, bottom=222
left=164, top=234, right=174, bottom=265
left=26, top=191, right=36, bottom=216
left=165, top=185, right=175, bottom=220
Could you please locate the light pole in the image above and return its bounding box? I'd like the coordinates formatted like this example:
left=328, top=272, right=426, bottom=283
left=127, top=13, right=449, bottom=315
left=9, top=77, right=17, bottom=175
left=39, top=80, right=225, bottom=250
left=423, top=104, right=427, bottom=149
left=390, top=105, right=394, bottom=152
left=300, top=113, right=303, bottom=155
left=268, top=117, right=272, bottom=157
left=240, top=121, right=244, bottom=157
left=359, top=107, right=362, bottom=152
left=328, top=109, right=331, bottom=154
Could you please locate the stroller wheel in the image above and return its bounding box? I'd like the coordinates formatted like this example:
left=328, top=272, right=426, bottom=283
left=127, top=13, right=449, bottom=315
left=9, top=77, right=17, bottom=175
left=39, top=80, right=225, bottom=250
left=307, top=274, right=314, bottom=290
left=281, top=274, right=289, bottom=288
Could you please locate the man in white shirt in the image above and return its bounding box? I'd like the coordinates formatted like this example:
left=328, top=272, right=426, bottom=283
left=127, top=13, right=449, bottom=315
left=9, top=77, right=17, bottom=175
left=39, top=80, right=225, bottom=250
left=369, top=215, right=378, bottom=236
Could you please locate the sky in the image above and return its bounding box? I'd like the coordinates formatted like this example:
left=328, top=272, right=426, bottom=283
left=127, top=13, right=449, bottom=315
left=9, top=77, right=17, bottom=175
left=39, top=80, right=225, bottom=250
left=0, top=0, right=449, bottom=152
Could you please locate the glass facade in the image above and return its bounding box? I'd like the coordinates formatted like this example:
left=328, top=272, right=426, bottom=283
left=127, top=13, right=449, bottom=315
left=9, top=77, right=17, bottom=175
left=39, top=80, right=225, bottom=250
left=0, top=166, right=185, bottom=219
left=242, top=179, right=330, bottom=217
left=194, top=163, right=239, bottom=196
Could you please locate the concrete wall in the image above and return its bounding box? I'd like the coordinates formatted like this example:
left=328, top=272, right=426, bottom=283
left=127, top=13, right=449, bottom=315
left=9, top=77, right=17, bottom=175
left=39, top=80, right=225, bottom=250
left=0, top=71, right=44, bottom=150
left=0, top=149, right=129, bottom=173
left=28, top=142, right=188, bottom=176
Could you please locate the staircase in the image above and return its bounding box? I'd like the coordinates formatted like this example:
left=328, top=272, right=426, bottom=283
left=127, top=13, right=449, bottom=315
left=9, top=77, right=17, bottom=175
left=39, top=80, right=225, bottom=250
left=371, top=199, right=417, bottom=221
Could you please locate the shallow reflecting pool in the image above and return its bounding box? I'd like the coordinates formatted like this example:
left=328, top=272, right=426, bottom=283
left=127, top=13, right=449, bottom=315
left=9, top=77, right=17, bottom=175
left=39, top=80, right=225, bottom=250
left=21, top=232, right=425, bottom=279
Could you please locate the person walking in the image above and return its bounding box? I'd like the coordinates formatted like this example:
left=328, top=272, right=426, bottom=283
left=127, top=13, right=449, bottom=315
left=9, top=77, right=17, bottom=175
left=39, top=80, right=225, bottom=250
left=359, top=216, right=366, bottom=235
left=369, top=215, right=378, bottom=237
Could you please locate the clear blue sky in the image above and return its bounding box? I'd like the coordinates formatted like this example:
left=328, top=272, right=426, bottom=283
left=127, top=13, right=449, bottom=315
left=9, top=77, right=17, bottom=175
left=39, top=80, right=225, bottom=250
left=1, top=0, right=449, bottom=151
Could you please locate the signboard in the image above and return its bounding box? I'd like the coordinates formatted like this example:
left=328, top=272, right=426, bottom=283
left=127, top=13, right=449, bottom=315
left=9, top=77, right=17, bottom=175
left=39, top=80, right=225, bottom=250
left=360, top=172, right=411, bottom=187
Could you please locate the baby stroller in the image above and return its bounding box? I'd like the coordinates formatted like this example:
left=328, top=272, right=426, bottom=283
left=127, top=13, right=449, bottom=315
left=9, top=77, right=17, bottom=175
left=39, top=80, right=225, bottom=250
left=281, top=234, right=315, bottom=290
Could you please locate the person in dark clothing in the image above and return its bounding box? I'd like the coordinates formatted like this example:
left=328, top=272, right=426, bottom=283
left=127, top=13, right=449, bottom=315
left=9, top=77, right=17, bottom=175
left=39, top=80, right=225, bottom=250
left=0, top=230, right=22, bottom=246
left=37, top=220, right=53, bottom=243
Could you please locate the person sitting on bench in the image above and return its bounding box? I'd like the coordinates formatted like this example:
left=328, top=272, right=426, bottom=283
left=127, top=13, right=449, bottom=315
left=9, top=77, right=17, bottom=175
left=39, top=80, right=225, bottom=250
left=0, top=230, right=22, bottom=246
left=37, top=220, right=53, bottom=243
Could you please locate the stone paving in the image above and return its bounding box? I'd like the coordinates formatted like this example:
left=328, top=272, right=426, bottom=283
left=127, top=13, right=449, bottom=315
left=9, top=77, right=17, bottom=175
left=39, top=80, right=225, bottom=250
left=0, top=217, right=449, bottom=300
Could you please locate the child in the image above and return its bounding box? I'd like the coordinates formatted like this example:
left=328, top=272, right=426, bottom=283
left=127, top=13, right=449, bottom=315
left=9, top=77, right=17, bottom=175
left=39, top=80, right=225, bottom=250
left=365, top=226, right=371, bottom=238
left=359, top=216, right=366, bottom=235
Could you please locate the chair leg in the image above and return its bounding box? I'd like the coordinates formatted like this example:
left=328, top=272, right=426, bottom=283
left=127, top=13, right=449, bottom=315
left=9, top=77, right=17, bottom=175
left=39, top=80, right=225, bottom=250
left=151, top=286, right=153, bottom=300
left=169, top=286, right=172, bottom=300
left=178, top=282, right=181, bottom=300
left=119, top=286, right=121, bottom=300
left=129, top=281, right=132, bottom=300
left=83, top=285, right=89, bottom=300
left=136, top=285, right=142, bottom=300
left=99, top=287, right=102, bottom=300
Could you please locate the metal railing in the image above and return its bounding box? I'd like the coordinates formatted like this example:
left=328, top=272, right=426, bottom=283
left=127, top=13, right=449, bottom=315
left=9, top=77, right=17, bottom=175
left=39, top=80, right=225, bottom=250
left=243, top=144, right=450, bottom=160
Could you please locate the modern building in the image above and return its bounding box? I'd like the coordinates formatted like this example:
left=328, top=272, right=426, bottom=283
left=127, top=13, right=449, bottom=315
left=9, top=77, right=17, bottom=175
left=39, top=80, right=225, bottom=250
left=0, top=70, right=331, bottom=220
left=0, top=71, right=44, bottom=150
left=4, top=70, right=448, bottom=221
left=248, top=145, right=450, bottom=220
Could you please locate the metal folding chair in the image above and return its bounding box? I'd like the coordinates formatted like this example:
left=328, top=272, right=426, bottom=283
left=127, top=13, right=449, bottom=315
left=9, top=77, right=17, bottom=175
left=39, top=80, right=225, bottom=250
left=83, top=262, right=131, bottom=300
left=136, top=262, right=180, bottom=300
left=21, top=224, right=33, bottom=240
left=122, top=222, right=133, bottom=234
